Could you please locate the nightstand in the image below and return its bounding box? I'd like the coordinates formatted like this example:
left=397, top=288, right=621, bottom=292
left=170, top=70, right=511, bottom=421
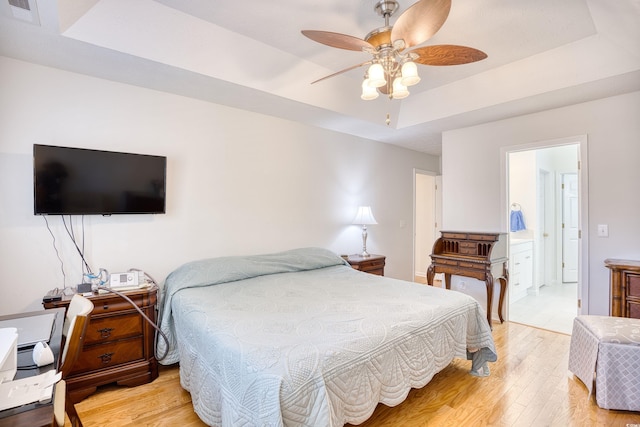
left=42, top=286, right=159, bottom=402
left=345, top=254, right=386, bottom=276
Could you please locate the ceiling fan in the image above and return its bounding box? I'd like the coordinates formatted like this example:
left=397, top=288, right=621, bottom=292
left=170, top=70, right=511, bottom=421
left=301, top=0, right=487, bottom=100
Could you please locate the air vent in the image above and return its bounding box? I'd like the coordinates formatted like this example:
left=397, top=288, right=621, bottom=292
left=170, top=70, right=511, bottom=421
left=8, top=0, right=29, bottom=10
left=5, top=0, right=39, bottom=24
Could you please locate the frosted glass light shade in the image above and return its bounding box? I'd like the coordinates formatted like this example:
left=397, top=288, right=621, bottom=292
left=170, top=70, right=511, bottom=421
left=401, top=61, right=420, bottom=86
left=352, top=206, right=377, bottom=225
left=392, top=77, right=409, bottom=99
left=367, top=63, right=386, bottom=88
left=361, top=79, right=379, bottom=100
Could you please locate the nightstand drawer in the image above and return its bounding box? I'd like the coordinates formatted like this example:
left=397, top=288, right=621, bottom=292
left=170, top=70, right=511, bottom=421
left=358, top=259, right=385, bottom=269
left=346, top=254, right=386, bottom=276
left=73, top=337, right=144, bottom=374
left=85, top=312, right=143, bottom=345
left=91, top=294, right=147, bottom=315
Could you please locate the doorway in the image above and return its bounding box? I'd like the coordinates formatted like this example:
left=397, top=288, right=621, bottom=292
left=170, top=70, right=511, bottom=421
left=413, top=170, right=441, bottom=284
left=506, top=144, right=580, bottom=334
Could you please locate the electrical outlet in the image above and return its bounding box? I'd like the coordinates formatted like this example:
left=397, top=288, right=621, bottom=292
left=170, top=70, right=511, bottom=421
left=459, top=281, right=466, bottom=290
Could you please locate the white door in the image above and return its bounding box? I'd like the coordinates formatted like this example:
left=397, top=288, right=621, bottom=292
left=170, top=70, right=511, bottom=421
left=537, top=169, right=554, bottom=290
left=562, top=173, right=579, bottom=283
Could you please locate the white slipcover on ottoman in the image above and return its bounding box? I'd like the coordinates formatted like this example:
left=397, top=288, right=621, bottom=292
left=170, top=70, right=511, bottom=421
left=568, top=315, right=640, bottom=411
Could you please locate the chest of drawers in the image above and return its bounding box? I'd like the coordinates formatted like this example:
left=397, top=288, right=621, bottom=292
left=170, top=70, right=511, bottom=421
left=43, top=286, right=159, bottom=402
left=605, top=259, right=640, bottom=318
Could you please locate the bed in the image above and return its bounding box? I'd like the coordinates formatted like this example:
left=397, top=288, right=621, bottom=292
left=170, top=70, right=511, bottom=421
left=157, top=247, right=496, bottom=427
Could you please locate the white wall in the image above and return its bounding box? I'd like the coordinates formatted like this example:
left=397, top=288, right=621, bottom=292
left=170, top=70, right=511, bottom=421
left=442, top=90, right=640, bottom=316
left=0, top=56, right=440, bottom=313
left=508, top=150, right=536, bottom=240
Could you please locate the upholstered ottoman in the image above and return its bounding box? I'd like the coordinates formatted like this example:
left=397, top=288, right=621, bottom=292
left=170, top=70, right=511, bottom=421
left=568, top=315, right=640, bottom=411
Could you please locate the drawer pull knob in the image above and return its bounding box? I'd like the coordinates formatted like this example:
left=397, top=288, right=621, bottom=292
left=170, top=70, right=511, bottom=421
left=97, top=327, right=114, bottom=338
left=103, top=304, right=109, bottom=310
left=98, top=352, right=114, bottom=364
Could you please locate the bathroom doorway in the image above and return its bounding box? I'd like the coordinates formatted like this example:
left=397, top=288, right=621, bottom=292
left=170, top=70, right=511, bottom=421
left=506, top=144, right=580, bottom=334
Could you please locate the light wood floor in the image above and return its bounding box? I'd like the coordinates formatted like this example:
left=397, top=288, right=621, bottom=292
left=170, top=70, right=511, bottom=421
left=69, top=322, right=640, bottom=426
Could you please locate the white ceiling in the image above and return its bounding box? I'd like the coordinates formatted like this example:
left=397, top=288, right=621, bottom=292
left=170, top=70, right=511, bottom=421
left=1, top=0, right=639, bottom=155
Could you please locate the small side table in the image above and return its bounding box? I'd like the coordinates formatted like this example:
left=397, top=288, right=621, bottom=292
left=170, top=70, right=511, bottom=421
left=345, top=254, right=385, bottom=276
left=42, top=286, right=159, bottom=402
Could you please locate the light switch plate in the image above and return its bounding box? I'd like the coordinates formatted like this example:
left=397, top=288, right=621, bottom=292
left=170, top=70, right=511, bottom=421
left=597, top=224, right=608, bottom=237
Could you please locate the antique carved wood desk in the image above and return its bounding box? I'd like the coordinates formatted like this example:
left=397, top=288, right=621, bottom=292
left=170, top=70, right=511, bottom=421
left=427, top=231, right=508, bottom=328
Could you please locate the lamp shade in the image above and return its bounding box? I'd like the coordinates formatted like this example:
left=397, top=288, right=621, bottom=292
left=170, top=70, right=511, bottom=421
left=352, top=206, right=377, bottom=225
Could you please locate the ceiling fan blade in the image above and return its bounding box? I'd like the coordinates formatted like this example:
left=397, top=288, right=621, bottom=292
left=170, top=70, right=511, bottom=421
left=301, top=30, right=373, bottom=51
left=391, top=0, right=451, bottom=49
left=311, top=61, right=372, bottom=84
left=412, top=45, right=488, bottom=66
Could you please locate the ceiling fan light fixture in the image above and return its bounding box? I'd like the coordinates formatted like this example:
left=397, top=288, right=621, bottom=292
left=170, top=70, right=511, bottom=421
left=361, top=79, right=379, bottom=100
left=302, top=0, right=487, bottom=106
left=392, top=77, right=409, bottom=99
left=367, top=63, right=386, bottom=87
left=400, top=60, right=420, bottom=86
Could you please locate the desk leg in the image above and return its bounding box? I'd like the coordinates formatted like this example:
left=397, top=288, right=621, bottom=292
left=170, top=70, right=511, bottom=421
left=426, top=264, right=435, bottom=286
left=444, top=273, right=452, bottom=290
left=485, top=274, right=494, bottom=328
left=497, top=276, right=507, bottom=323
left=498, top=261, right=509, bottom=324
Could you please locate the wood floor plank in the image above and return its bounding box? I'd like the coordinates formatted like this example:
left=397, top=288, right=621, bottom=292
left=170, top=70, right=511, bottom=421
left=69, top=322, right=640, bottom=426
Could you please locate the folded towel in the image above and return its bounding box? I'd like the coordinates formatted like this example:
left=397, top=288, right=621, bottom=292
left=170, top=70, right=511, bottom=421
left=510, top=209, right=526, bottom=232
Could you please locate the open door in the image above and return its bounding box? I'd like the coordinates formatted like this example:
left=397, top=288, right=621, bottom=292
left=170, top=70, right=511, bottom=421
left=562, top=173, right=579, bottom=283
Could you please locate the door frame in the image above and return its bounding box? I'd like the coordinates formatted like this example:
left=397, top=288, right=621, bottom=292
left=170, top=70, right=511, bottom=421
left=500, top=135, right=589, bottom=315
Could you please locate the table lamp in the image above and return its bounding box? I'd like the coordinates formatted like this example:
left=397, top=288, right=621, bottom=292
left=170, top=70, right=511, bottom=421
left=352, top=206, right=377, bottom=257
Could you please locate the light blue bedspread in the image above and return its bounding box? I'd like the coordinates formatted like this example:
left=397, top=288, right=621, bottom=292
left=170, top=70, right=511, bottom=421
left=158, top=247, right=349, bottom=363
left=157, top=247, right=496, bottom=427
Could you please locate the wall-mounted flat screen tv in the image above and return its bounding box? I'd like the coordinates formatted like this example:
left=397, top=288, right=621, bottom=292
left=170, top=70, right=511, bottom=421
left=34, top=144, right=166, bottom=215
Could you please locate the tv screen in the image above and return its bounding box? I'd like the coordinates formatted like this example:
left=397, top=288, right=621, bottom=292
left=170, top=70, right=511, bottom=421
left=34, top=144, right=166, bottom=215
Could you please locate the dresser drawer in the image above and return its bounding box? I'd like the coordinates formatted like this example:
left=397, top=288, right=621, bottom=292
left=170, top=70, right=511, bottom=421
left=72, top=337, right=144, bottom=375
left=627, top=274, right=640, bottom=298
left=85, top=312, right=143, bottom=345
left=629, top=301, right=640, bottom=319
